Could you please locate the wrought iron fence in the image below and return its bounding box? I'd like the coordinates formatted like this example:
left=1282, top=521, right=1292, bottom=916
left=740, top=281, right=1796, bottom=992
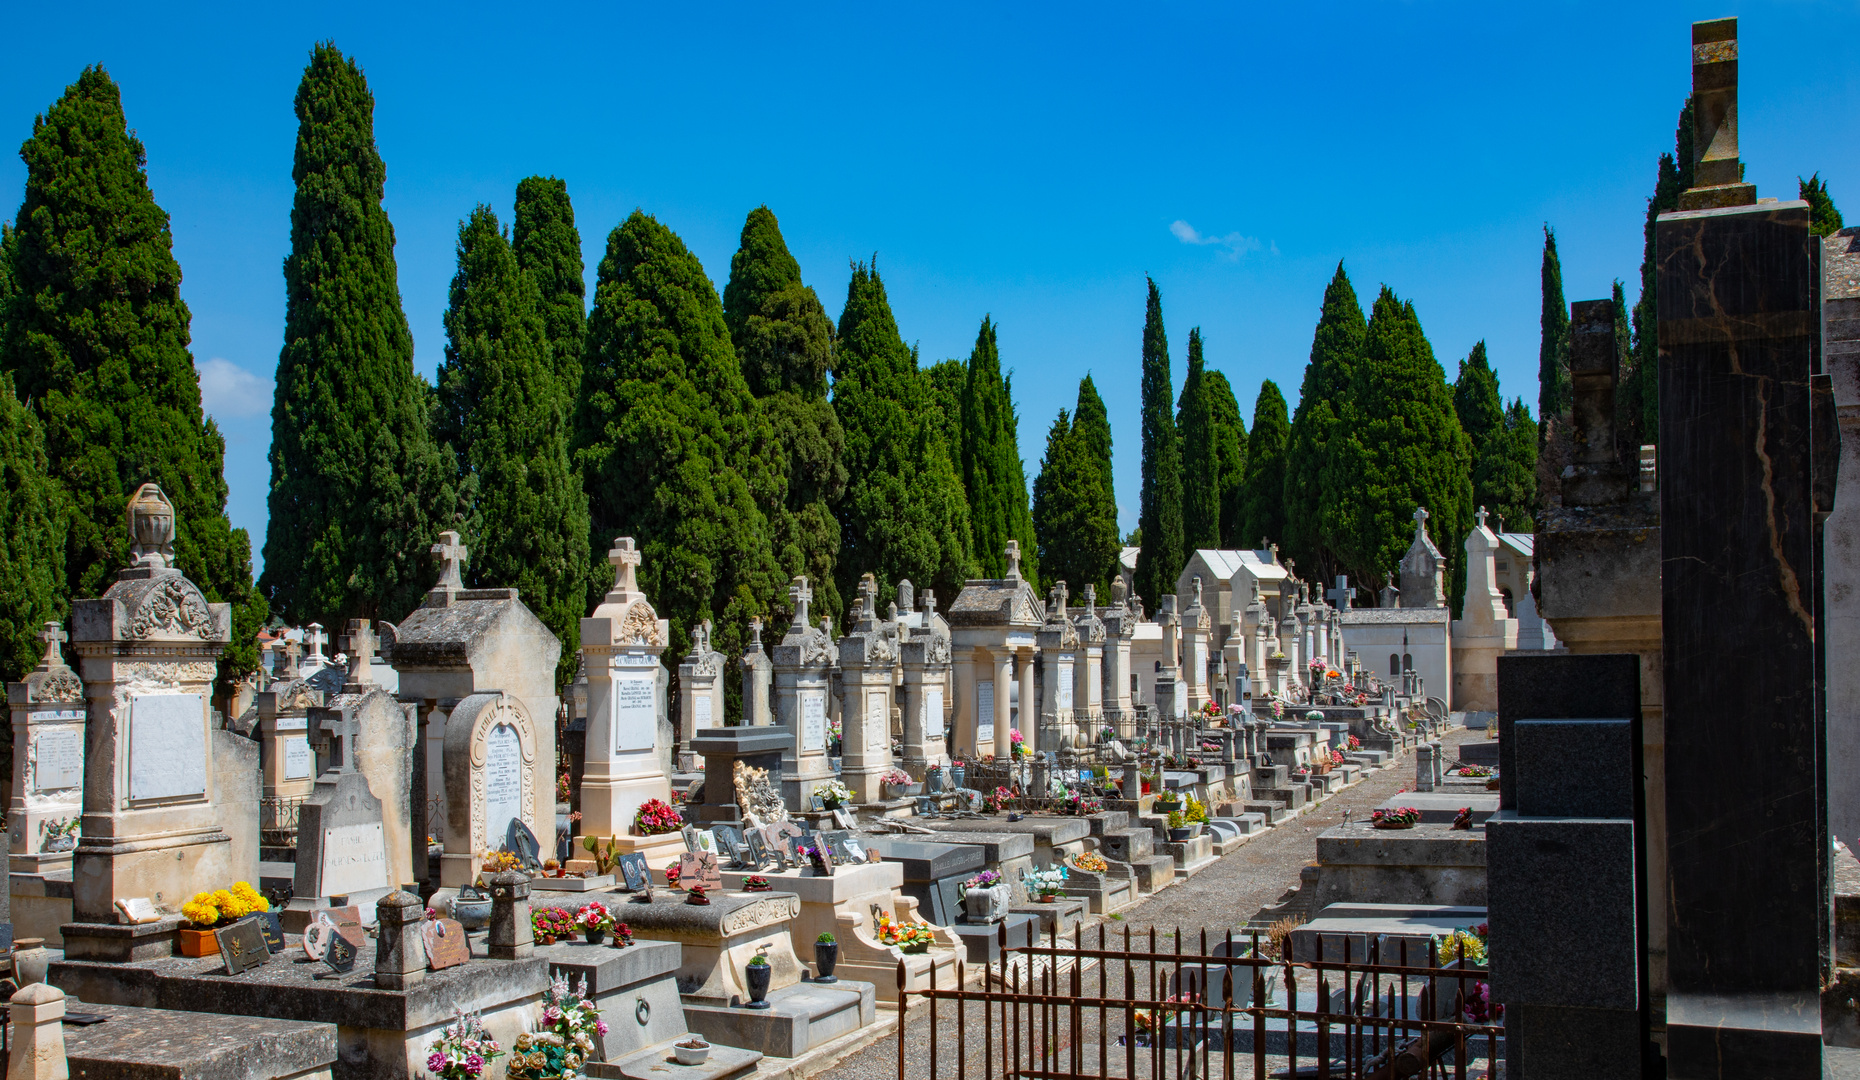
left=259, top=796, right=303, bottom=846
left=896, top=922, right=1500, bottom=1080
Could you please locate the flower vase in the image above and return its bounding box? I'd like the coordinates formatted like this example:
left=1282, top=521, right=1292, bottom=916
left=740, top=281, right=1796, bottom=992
left=744, top=964, right=772, bottom=1009
left=178, top=927, right=221, bottom=958
left=951, top=766, right=966, bottom=790
left=583, top=929, right=605, bottom=945
left=814, top=941, right=839, bottom=982
left=539, top=934, right=556, bottom=946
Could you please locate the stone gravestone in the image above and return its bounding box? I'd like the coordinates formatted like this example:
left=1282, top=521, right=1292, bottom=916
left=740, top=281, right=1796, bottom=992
left=899, top=585, right=952, bottom=781
left=302, top=620, right=417, bottom=896
left=439, top=690, right=542, bottom=887
left=64, top=484, right=241, bottom=961
left=677, top=620, right=726, bottom=773
left=9, top=622, right=86, bottom=877
left=836, top=575, right=900, bottom=806
left=285, top=697, right=393, bottom=930
left=773, top=577, right=837, bottom=812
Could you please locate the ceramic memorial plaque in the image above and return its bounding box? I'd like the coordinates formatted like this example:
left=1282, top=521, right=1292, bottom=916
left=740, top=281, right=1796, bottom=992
left=823, top=831, right=856, bottom=863
left=711, top=825, right=747, bottom=867
left=768, top=821, right=807, bottom=865
left=422, top=918, right=470, bottom=971
left=743, top=830, right=770, bottom=871
left=251, top=911, right=286, bottom=953
left=313, top=905, right=365, bottom=947
left=301, top=918, right=333, bottom=961
left=805, top=833, right=833, bottom=876
left=216, top=918, right=272, bottom=975
left=677, top=850, right=722, bottom=892
left=844, top=835, right=868, bottom=862
left=618, top=853, right=650, bottom=892
left=832, top=808, right=856, bottom=830
left=681, top=825, right=702, bottom=853
left=323, top=931, right=358, bottom=974
left=506, top=819, right=543, bottom=870
left=810, top=794, right=826, bottom=813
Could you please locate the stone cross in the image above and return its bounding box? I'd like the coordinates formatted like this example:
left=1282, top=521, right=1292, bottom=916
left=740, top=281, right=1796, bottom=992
left=431, top=531, right=467, bottom=592
left=305, top=623, right=328, bottom=664
left=1192, top=576, right=1203, bottom=607
left=1327, top=576, right=1356, bottom=612
left=920, top=589, right=937, bottom=619
left=280, top=638, right=303, bottom=679
left=608, top=536, right=641, bottom=594
left=788, top=576, right=813, bottom=630
left=748, top=617, right=762, bottom=647
left=342, top=619, right=378, bottom=685
left=1083, top=584, right=1095, bottom=609
left=36, top=622, right=66, bottom=669
left=1004, top=540, right=1022, bottom=579
left=859, top=574, right=879, bottom=621
left=1269, top=543, right=1279, bottom=564
left=1050, top=580, right=1069, bottom=615
left=1475, top=506, right=1490, bottom=530
left=1413, top=507, right=1429, bottom=536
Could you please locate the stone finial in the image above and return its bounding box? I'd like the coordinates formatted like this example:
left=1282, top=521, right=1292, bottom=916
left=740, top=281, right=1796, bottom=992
left=1004, top=540, right=1022, bottom=580
left=125, top=482, right=176, bottom=571
left=1413, top=506, right=1429, bottom=534
left=1269, top=543, right=1279, bottom=564
left=748, top=616, right=763, bottom=648
left=858, top=573, right=879, bottom=620
left=1679, top=18, right=1755, bottom=210
left=280, top=637, right=303, bottom=679
left=342, top=619, right=378, bottom=687
left=8, top=982, right=67, bottom=1080
left=1050, top=580, right=1069, bottom=616
left=373, top=889, right=426, bottom=989
left=1475, top=506, right=1490, bottom=531
left=788, top=576, right=813, bottom=631
left=920, top=589, right=937, bottom=618
left=485, top=870, right=533, bottom=960
left=430, top=531, right=468, bottom=593
left=35, top=623, right=67, bottom=671
left=1082, top=583, right=1096, bottom=609
left=1327, top=576, right=1356, bottom=612
left=607, top=536, right=643, bottom=595
left=1191, top=575, right=1203, bottom=608
left=304, top=623, right=328, bottom=663
left=897, top=579, right=915, bottom=613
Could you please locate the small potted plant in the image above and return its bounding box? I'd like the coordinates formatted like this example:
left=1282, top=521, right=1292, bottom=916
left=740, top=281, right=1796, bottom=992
left=575, top=901, right=613, bottom=944
left=178, top=882, right=269, bottom=957
left=673, top=1035, right=711, bottom=1066
left=743, top=947, right=772, bottom=1008
left=814, top=932, right=839, bottom=982
left=42, top=818, right=79, bottom=854
left=1022, top=866, right=1069, bottom=902
left=1152, top=788, right=1182, bottom=813
left=817, top=780, right=854, bottom=810
left=1370, top=806, right=1421, bottom=830
left=874, top=912, right=937, bottom=954
left=686, top=883, right=711, bottom=906
left=1167, top=810, right=1191, bottom=841
left=608, top=921, right=634, bottom=948
left=743, top=875, right=772, bottom=892
left=881, top=767, right=920, bottom=799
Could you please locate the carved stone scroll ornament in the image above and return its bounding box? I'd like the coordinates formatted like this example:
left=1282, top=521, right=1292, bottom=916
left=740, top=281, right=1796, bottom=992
left=39, top=671, right=84, bottom=703
left=128, top=577, right=216, bottom=640
left=719, top=895, right=800, bottom=935
left=618, top=601, right=664, bottom=647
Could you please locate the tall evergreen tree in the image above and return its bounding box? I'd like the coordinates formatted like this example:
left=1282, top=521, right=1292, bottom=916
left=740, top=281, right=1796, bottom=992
left=1238, top=380, right=1290, bottom=549
left=437, top=206, right=589, bottom=687
left=1133, top=278, right=1183, bottom=609
left=832, top=262, right=975, bottom=606
left=0, top=372, right=65, bottom=683
left=5, top=65, right=265, bottom=690
left=1177, top=328, right=1220, bottom=558
left=1322, top=288, right=1472, bottom=597
left=1071, top=373, right=1114, bottom=482
left=1031, top=395, right=1119, bottom=596
left=960, top=317, right=1037, bottom=583
left=1485, top=399, right=1539, bottom=534
left=721, top=206, right=846, bottom=618
left=1801, top=174, right=1845, bottom=238
left=1283, top=263, right=1365, bottom=581
left=1626, top=98, right=1694, bottom=448
left=511, top=176, right=586, bottom=400
left=574, top=211, right=783, bottom=663
left=924, top=358, right=967, bottom=472
left=1452, top=342, right=1503, bottom=455
left=265, top=45, right=456, bottom=628
left=1538, top=226, right=1570, bottom=424
left=1203, top=370, right=1248, bottom=547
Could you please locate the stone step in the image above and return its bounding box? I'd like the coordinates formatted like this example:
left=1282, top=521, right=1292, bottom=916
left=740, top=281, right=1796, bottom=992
left=1346, top=750, right=1390, bottom=767
left=1087, top=810, right=1131, bottom=836
left=675, top=979, right=876, bottom=1060
left=1099, top=827, right=1154, bottom=863
left=1245, top=802, right=1290, bottom=825
left=1160, top=833, right=1215, bottom=872
left=1258, top=784, right=1310, bottom=811
left=1128, top=855, right=1177, bottom=894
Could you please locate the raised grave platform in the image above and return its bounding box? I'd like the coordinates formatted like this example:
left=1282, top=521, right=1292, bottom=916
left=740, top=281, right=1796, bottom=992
left=1376, top=793, right=1499, bottom=825
left=1309, top=822, right=1487, bottom=909
left=949, top=912, right=1036, bottom=963
left=534, top=940, right=688, bottom=1060
left=58, top=997, right=337, bottom=1080
left=1289, top=903, right=1488, bottom=963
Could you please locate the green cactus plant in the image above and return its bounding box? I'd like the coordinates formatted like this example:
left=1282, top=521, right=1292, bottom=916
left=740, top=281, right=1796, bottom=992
left=581, top=834, right=620, bottom=875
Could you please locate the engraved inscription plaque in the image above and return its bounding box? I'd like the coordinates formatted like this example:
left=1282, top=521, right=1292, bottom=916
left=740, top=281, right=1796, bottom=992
left=34, top=730, right=81, bottom=791
left=129, top=693, right=205, bottom=801
left=483, top=724, right=523, bottom=842
left=613, top=672, right=657, bottom=752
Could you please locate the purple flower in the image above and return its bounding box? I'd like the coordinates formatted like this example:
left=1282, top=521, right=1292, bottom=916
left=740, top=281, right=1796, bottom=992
left=595, top=1020, right=609, bottom=1035
left=464, top=1055, right=484, bottom=1074
left=427, top=1053, right=446, bottom=1073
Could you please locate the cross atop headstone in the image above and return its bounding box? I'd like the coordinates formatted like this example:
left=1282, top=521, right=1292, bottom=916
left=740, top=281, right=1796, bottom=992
left=748, top=616, right=763, bottom=647
left=342, top=619, right=379, bottom=685
left=1269, top=543, right=1279, bottom=564
left=432, top=531, right=467, bottom=592
left=1412, top=506, right=1429, bottom=535
left=1191, top=575, right=1203, bottom=607
left=37, top=621, right=67, bottom=669
left=1004, top=540, right=1022, bottom=580
left=920, top=589, right=937, bottom=619
left=1082, top=584, right=1095, bottom=609
left=1050, top=580, right=1069, bottom=615
left=1260, top=537, right=1269, bottom=551
left=788, top=576, right=813, bottom=631
left=694, top=619, right=712, bottom=654
left=305, top=623, right=328, bottom=664
left=1327, top=575, right=1356, bottom=612
left=1475, top=506, right=1490, bottom=531
left=858, top=573, right=879, bottom=621
left=280, top=637, right=303, bottom=679
left=607, top=536, right=642, bottom=596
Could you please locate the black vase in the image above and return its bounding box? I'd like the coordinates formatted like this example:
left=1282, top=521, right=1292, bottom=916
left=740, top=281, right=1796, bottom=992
left=814, top=942, right=839, bottom=983
left=744, top=963, right=772, bottom=1009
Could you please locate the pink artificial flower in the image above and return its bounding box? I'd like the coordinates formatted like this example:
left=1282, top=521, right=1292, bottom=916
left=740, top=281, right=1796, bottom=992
left=596, top=1020, right=609, bottom=1035
left=427, top=1053, right=447, bottom=1073
left=464, top=1055, right=484, bottom=1075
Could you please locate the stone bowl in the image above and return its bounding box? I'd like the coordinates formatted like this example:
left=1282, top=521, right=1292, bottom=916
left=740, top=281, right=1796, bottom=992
left=673, top=1037, right=711, bottom=1065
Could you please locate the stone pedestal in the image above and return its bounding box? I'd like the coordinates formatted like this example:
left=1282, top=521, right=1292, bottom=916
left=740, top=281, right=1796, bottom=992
left=9, top=624, right=85, bottom=878
left=898, top=590, right=952, bottom=781
left=837, top=575, right=901, bottom=806
left=773, top=577, right=837, bottom=813
left=688, top=727, right=792, bottom=827
left=1449, top=511, right=1519, bottom=712
left=1036, top=583, right=1079, bottom=752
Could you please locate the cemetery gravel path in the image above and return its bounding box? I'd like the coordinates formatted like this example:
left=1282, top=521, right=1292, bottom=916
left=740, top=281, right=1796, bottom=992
left=810, top=727, right=1488, bottom=1079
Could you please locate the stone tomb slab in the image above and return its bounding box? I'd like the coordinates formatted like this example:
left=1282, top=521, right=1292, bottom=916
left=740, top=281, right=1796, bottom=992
left=1290, top=903, right=1489, bottom=964
left=59, top=999, right=337, bottom=1080
left=1310, top=822, right=1487, bottom=909
left=857, top=837, right=984, bottom=925
left=535, top=940, right=688, bottom=1060
left=1011, top=897, right=1084, bottom=941
left=563, top=890, right=803, bottom=1008
left=597, top=1041, right=761, bottom=1080
left=949, top=911, right=1036, bottom=963
left=1457, top=740, right=1500, bottom=768
left=682, top=979, right=876, bottom=1060
left=1376, top=793, right=1499, bottom=825
left=911, top=829, right=1037, bottom=903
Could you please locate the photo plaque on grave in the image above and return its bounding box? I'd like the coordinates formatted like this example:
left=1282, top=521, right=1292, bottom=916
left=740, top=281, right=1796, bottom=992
left=215, top=918, right=271, bottom=975
left=810, top=794, right=826, bottom=813
left=323, top=932, right=357, bottom=975
left=422, top=918, right=470, bottom=970
left=710, top=826, right=747, bottom=867
left=677, top=850, right=722, bottom=892
left=250, top=911, right=286, bottom=953
left=617, top=853, right=650, bottom=892
left=743, top=831, right=770, bottom=871
left=128, top=693, right=207, bottom=801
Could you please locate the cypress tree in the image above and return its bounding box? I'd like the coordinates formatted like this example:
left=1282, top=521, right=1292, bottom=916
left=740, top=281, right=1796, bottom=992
left=1072, top=373, right=1114, bottom=482
left=1239, top=380, right=1290, bottom=549
left=1452, top=342, right=1503, bottom=455
left=1485, top=399, right=1539, bottom=534
left=721, top=206, right=846, bottom=618
left=924, top=358, right=967, bottom=470
left=437, top=206, right=590, bottom=687
left=1323, top=288, right=1473, bottom=597
left=832, top=261, right=975, bottom=606
left=512, top=176, right=586, bottom=400
left=1283, top=263, right=1366, bottom=580
left=1626, top=99, right=1695, bottom=449
left=574, top=210, right=783, bottom=662
left=1203, top=370, right=1248, bottom=547
left=1177, top=328, right=1220, bottom=558
left=1538, top=226, right=1570, bottom=423
left=4, top=66, right=265, bottom=689
left=1031, top=395, right=1119, bottom=596
left=0, top=372, right=65, bottom=683
left=1134, top=278, right=1183, bottom=610
left=959, top=317, right=1037, bottom=583
left=1801, top=174, right=1844, bottom=238
left=265, top=45, right=456, bottom=627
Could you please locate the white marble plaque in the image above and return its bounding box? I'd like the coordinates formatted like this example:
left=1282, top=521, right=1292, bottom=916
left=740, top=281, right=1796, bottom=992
left=318, top=821, right=388, bottom=896
left=34, top=730, right=81, bottom=791
left=1194, top=643, right=1207, bottom=686
left=695, top=694, right=713, bottom=729
left=1057, top=661, right=1074, bottom=710
left=276, top=715, right=307, bottom=732
left=924, top=687, right=945, bottom=738
left=129, top=693, right=206, bottom=801
left=613, top=673, right=656, bottom=752
left=800, top=692, right=826, bottom=752
left=976, top=681, right=995, bottom=745
left=865, top=692, right=888, bottom=749
left=484, top=723, right=523, bottom=841
left=32, top=709, right=83, bottom=722
left=283, top=736, right=313, bottom=781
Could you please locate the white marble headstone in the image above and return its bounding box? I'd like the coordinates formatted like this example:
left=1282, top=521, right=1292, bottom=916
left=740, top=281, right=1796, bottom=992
left=613, top=671, right=656, bottom=752
left=1056, top=660, right=1074, bottom=710
left=284, top=736, right=313, bottom=781
left=801, top=690, right=826, bottom=752
left=319, top=821, right=389, bottom=896
left=129, top=693, right=206, bottom=801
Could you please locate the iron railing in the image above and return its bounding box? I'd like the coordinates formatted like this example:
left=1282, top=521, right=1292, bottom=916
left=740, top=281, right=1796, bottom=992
left=259, top=796, right=303, bottom=846
left=896, top=922, right=1501, bottom=1080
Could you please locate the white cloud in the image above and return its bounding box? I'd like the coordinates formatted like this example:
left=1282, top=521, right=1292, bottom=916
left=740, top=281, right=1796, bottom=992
left=1169, top=219, right=1267, bottom=260
left=196, top=357, right=272, bottom=418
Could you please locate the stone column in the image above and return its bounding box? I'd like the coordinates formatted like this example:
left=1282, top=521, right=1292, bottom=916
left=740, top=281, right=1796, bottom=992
left=1656, top=26, right=1828, bottom=1067
left=1181, top=578, right=1212, bottom=715
left=989, top=650, right=1012, bottom=755
left=740, top=619, right=773, bottom=726
left=486, top=870, right=533, bottom=960
left=1075, top=587, right=1106, bottom=744
left=1101, top=582, right=1137, bottom=738
left=773, top=577, right=836, bottom=811
left=1035, top=582, right=1078, bottom=751
left=899, top=589, right=952, bottom=780
left=7, top=984, right=66, bottom=1080
left=1823, top=225, right=1860, bottom=857
left=67, top=483, right=234, bottom=953
left=1016, top=649, right=1037, bottom=751
left=9, top=624, right=85, bottom=876
left=374, top=889, right=426, bottom=990
left=837, top=575, right=901, bottom=805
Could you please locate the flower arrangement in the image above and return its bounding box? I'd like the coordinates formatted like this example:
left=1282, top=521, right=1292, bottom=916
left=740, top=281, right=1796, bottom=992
left=556, top=771, right=573, bottom=804
left=1270, top=699, right=1285, bottom=720
left=531, top=906, right=574, bottom=943
left=613, top=922, right=634, bottom=947
left=1457, top=764, right=1493, bottom=778
left=1436, top=928, right=1487, bottom=966
left=632, top=798, right=683, bottom=836
left=958, top=870, right=1003, bottom=895
left=1132, top=992, right=1200, bottom=1036
left=817, top=780, right=854, bottom=807
left=1061, top=789, right=1104, bottom=816
left=1370, top=806, right=1421, bottom=829
left=1182, top=797, right=1208, bottom=825
left=743, top=875, right=772, bottom=891
left=1100, top=725, right=1118, bottom=742
left=1347, top=734, right=1361, bottom=750
left=686, top=884, right=710, bottom=905
left=1008, top=728, right=1027, bottom=758
left=880, top=767, right=913, bottom=788
left=1022, top=865, right=1069, bottom=900
left=181, top=881, right=269, bottom=928
left=575, top=901, right=613, bottom=932
left=481, top=850, right=522, bottom=875
left=1330, top=748, right=1345, bottom=765
left=985, top=785, right=1017, bottom=813
left=1305, top=710, right=1324, bottom=723
left=506, top=973, right=604, bottom=1080
left=664, top=861, right=681, bottom=886
left=1070, top=851, right=1109, bottom=874
left=426, top=1011, right=504, bottom=1080
left=1460, top=980, right=1503, bottom=1024
left=873, top=912, right=937, bottom=953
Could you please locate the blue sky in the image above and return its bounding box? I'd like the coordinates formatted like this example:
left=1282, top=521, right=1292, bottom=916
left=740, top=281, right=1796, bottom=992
left=3, top=2, right=1855, bottom=574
